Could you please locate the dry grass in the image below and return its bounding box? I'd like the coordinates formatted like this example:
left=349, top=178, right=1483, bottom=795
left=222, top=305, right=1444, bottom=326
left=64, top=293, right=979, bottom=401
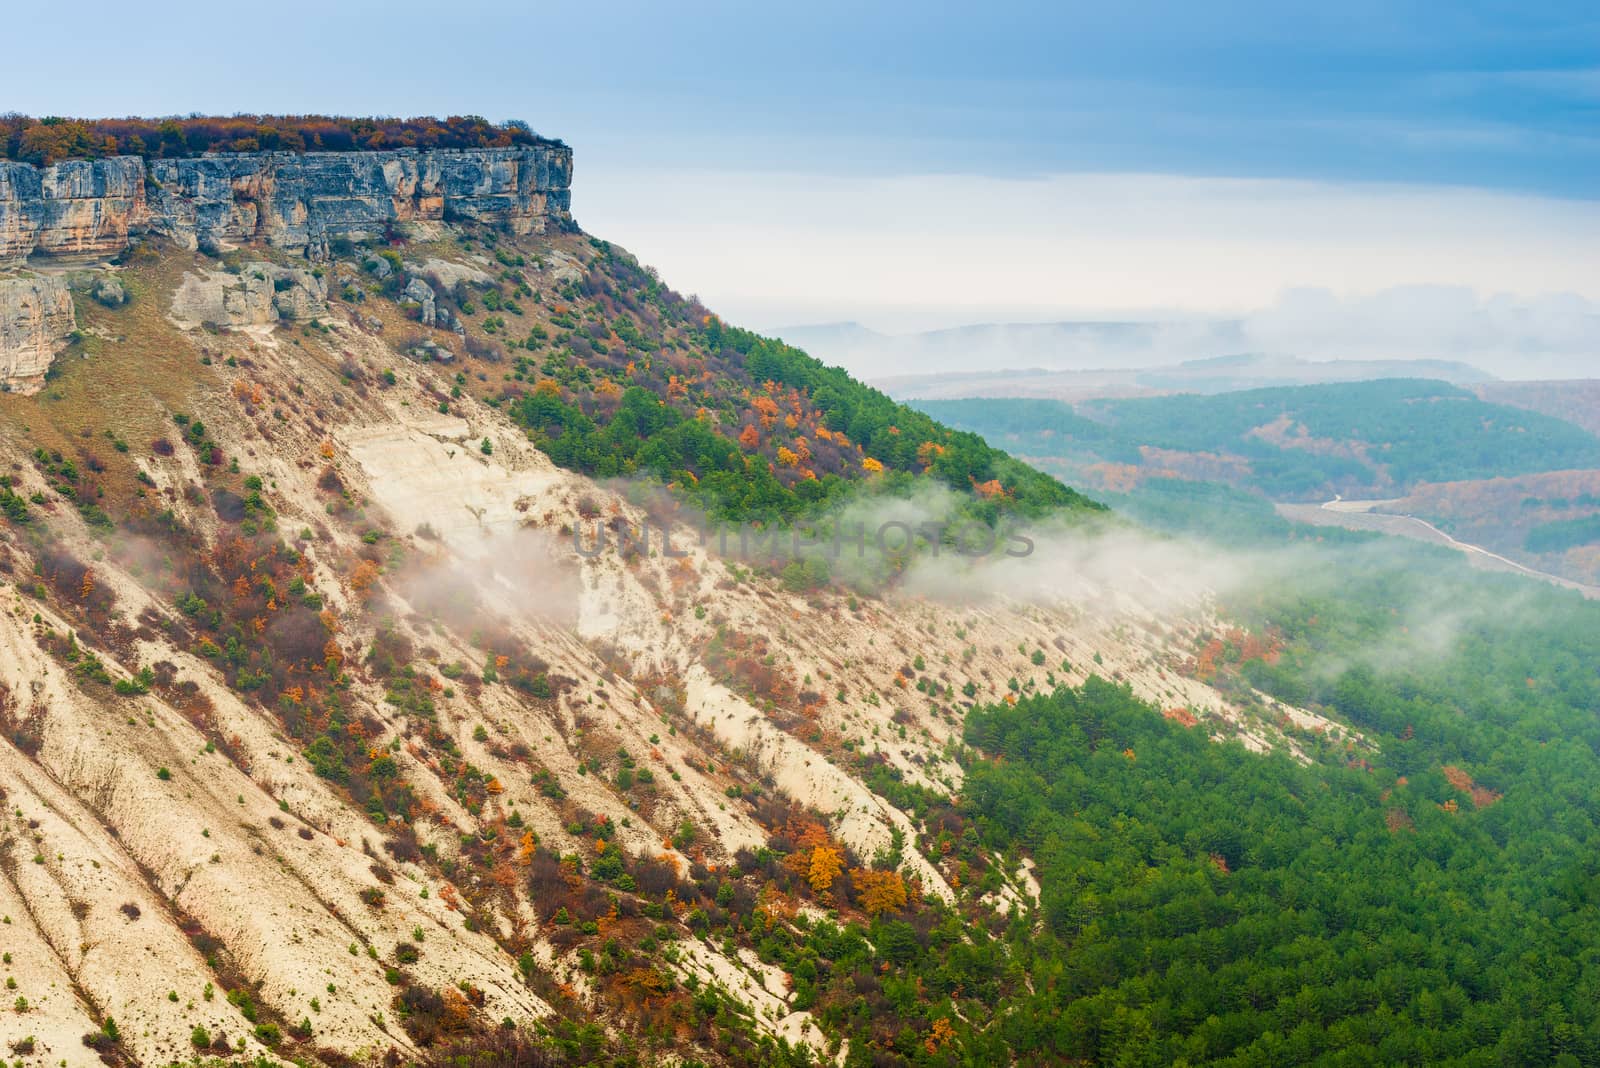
left=0, top=251, right=217, bottom=505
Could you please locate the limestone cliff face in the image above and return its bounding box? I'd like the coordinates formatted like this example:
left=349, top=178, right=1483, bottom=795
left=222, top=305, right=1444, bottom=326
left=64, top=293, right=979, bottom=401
left=0, top=146, right=573, bottom=265
left=0, top=274, right=75, bottom=392
left=0, top=157, right=147, bottom=263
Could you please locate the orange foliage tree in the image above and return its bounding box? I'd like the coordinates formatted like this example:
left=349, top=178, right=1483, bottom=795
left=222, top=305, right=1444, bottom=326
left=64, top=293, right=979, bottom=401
left=926, top=1018, right=956, bottom=1053
left=349, top=560, right=380, bottom=594
left=852, top=868, right=907, bottom=916
left=752, top=395, right=781, bottom=429
left=808, top=846, right=844, bottom=895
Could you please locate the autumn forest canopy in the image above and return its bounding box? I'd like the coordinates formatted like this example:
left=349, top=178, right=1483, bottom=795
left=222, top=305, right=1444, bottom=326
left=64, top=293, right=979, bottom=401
left=0, top=113, right=558, bottom=166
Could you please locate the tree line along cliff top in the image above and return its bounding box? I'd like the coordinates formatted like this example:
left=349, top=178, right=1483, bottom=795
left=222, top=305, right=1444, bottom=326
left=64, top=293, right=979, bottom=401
left=0, top=114, right=562, bottom=166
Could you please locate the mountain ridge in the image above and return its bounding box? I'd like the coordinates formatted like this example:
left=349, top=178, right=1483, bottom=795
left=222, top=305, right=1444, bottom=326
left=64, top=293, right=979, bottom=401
left=774, top=320, right=1494, bottom=393
left=872, top=351, right=1494, bottom=402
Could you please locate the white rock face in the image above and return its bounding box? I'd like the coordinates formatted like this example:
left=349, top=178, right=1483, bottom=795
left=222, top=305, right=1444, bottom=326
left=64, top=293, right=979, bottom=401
left=0, top=273, right=75, bottom=392
left=413, top=256, right=495, bottom=290
left=0, top=156, right=148, bottom=265
left=170, top=263, right=327, bottom=328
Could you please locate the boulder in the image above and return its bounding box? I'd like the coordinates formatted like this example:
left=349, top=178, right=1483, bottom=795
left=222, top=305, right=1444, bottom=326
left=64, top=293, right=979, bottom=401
left=403, top=277, right=437, bottom=326
left=536, top=248, right=586, bottom=284
left=271, top=268, right=329, bottom=322
left=413, top=257, right=495, bottom=290
left=404, top=338, right=453, bottom=363
left=91, top=276, right=128, bottom=307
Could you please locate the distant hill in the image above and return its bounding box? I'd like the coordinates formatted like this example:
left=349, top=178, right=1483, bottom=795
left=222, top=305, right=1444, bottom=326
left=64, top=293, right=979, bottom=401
left=1389, top=469, right=1600, bottom=582
left=916, top=378, right=1600, bottom=500
left=777, top=318, right=1249, bottom=377
left=1477, top=380, right=1600, bottom=436
left=873, top=352, right=1493, bottom=401
left=778, top=318, right=1494, bottom=391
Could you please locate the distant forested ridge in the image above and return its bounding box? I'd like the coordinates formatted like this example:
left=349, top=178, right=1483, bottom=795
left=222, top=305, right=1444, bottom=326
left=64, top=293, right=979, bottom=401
left=0, top=114, right=558, bottom=165
left=918, top=380, right=1600, bottom=500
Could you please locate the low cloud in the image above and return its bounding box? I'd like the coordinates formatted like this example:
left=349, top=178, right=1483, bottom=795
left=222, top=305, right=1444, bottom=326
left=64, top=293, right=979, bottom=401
left=393, top=525, right=584, bottom=632
left=1242, top=286, right=1600, bottom=379
left=672, top=479, right=1243, bottom=624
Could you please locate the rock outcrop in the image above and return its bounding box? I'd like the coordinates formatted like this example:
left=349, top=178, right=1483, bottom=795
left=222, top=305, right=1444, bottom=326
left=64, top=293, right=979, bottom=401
left=0, top=146, right=574, bottom=265
left=170, top=263, right=328, bottom=329
left=90, top=275, right=128, bottom=306
left=411, top=256, right=495, bottom=290
left=402, top=276, right=438, bottom=326
left=0, top=274, right=75, bottom=391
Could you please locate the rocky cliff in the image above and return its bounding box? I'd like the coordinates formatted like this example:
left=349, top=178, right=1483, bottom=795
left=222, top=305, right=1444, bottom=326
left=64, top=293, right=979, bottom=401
left=0, top=274, right=74, bottom=391
left=0, top=157, right=146, bottom=264
left=0, top=145, right=573, bottom=265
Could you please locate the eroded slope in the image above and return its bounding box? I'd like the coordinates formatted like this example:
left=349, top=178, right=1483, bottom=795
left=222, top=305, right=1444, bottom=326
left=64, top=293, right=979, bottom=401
left=0, top=227, right=1346, bottom=1067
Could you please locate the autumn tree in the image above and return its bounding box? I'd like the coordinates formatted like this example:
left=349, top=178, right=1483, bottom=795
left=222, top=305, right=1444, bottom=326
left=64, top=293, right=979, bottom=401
left=349, top=560, right=380, bottom=595
left=808, top=846, right=844, bottom=895
left=851, top=868, right=907, bottom=916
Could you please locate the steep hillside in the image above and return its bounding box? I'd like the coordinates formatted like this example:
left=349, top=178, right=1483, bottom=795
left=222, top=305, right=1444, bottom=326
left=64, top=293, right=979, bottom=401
left=0, top=152, right=1318, bottom=1068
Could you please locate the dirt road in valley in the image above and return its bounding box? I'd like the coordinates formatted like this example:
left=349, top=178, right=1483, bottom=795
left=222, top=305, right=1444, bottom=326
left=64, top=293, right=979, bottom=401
left=1276, top=496, right=1600, bottom=599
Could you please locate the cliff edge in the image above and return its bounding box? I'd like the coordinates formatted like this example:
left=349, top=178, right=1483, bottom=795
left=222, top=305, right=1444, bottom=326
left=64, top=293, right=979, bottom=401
left=0, top=145, right=574, bottom=265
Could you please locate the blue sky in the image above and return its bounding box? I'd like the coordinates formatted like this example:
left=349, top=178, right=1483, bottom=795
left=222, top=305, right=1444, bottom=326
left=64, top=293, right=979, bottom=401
left=4, top=1, right=1597, bottom=366
left=6, top=0, right=1594, bottom=195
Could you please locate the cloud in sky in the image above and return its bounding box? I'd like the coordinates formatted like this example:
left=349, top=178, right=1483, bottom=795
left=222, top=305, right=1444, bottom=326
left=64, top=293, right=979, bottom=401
left=1241, top=287, right=1600, bottom=380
